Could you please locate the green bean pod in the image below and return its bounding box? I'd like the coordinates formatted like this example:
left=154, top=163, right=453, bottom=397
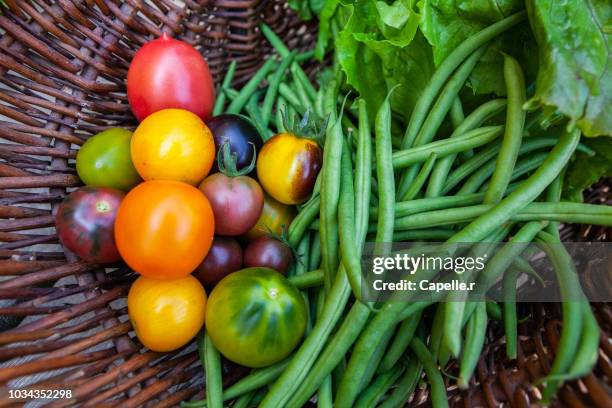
left=502, top=268, right=520, bottom=359
left=484, top=54, right=526, bottom=204
left=261, top=53, right=295, bottom=126
left=212, top=60, right=237, bottom=116
left=448, top=129, right=581, bottom=243
left=458, top=302, right=487, bottom=389
left=377, top=310, right=423, bottom=373
left=226, top=59, right=276, bottom=114
left=320, top=112, right=343, bottom=290
left=354, top=364, right=405, bottom=408
left=378, top=359, right=422, bottom=408
left=338, top=138, right=363, bottom=300
left=411, top=337, right=449, bottom=408
left=204, top=332, right=223, bottom=408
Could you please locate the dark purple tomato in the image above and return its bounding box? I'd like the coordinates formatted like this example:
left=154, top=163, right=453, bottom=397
left=243, top=236, right=293, bottom=275
left=199, top=173, right=264, bottom=236
left=193, top=237, right=243, bottom=286
left=207, top=114, right=262, bottom=171
left=55, top=187, right=124, bottom=263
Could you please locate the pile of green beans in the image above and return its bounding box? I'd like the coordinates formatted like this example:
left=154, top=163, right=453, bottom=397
left=182, top=14, right=607, bottom=408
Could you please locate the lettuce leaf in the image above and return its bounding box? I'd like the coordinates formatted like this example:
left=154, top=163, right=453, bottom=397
left=564, top=137, right=612, bottom=201
left=525, top=0, right=611, bottom=137
left=418, top=0, right=532, bottom=95
left=335, top=0, right=435, bottom=120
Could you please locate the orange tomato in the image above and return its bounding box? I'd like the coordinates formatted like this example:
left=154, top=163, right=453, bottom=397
left=115, top=180, right=214, bottom=279
left=131, top=108, right=215, bottom=185
left=128, top=275, right=207, bottom=351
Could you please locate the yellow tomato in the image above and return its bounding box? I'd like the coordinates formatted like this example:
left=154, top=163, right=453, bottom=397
left=131, top=108, right=215, bottom=185
left=128, top=275, right=207, bottom=352
left=256, top=133, right=322, bottom=204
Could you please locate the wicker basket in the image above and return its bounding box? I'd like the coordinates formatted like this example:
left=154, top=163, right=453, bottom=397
left=0, top=1, right=314, bottom=406
left=0, top=1, right=610, bottom=407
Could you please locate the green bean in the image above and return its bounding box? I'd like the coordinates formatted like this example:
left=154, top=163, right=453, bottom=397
left=338, top=138, right=363, bottom=300
left=231, top=391, right=255, bottom=408
left=441, top=136, right=593, bottom=195
left=227, top=59, right=276, bottom=114
left=275, top=98, right=287, bottom=132
left=317, top=375, right=333, bottom=408
left=474, top=221, right=546, bottom=298
left=279, top=83, right=305, bottom=113
left=260, top=267, right=352, bottom=407
left=443, top=232, right=509, bottom=358
left=392, top=126, right=504, bottom=170
left=371, top=193, right=483, bottom=219
left=486, top=301, right=503, bottom=321
left=427, top=99, right=507, bottom=197
left=400, top=152, right=437, bottom=202
left=354, top=364, right=405, bottom=408
left=458, top=302, right=487, bottom=389
left=203, top=332, right=223, bottom=408
left=378, top=358, right=422, bottom=408
left=450, top=97, right=465, bottom=129
left=502, top=267, right=520, bottom=359
left=335, top=325, right=396, bottom=407
left=399, top=11, right=526, bottom=151
left=288, top=194, right=320, bottom=248
left=320, top=111, right=343, bottom=291
left=287, top=302, right=371, bottom=407
left=544, top=303, right=599, bottom=381
left=537, top=231, right=585, bottom=403
left=393, top=201, right=612, bottom=230
left=448, top=128, right=581, bottom=243
left=309, top=233, right=321, bottom=271
left=484, top=54, right=526, bottom=203
left=291, top=63, right=317, bottom=103
left=429, top=304, right=446, bottom=362
left=398, top=46, right=486, bottom=197
left=410, top=337, right=449, bottom=408
left=459, top=152, right=547, bottom=195
left=261, top=53, right=295, bottom=127
left=393, top=229, right=456, bottom=241
left=478, top=152, right=549, bottom=193
left=293, top=78, right=313, bottom=109
left=288, top=269, right=324, bottom=289
left=374, top=90, right=396, bottom=245
left=244, top=94, right=272, bottom=140
left=213, top=60, right=237, bottom=116
left=354, top=99, right=372, bottom=248
left=378, top=310, right=423, bottom=374
left=225, top=88, right=239, bottom=100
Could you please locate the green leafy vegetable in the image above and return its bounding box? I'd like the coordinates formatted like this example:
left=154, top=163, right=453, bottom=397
left=564, top=137, right=612, bottom=201
left=525, top=0, right=611, bottom=137
left=335, top=0, right=435, bottom=120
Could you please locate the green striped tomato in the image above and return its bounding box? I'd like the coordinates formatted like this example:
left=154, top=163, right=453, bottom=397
left=205, top=267, right=307, bottom=367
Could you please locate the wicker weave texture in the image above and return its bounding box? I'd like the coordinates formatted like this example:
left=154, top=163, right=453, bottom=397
left=0, top=1, right=314, bottom=405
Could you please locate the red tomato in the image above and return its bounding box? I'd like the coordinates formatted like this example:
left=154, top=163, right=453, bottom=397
left=114, top=180, right=215, bottom=279
left=127, top=33, right=215, bottom=121
left=193, top=237, right=243, bottom=286
left=199, top=173, right=264, bottom=236
left=55, top=187, right=124, bottom=263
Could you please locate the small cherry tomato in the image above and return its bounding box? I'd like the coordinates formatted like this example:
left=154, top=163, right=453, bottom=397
left=114, top=180, right=215, bottom=279
left=199, top=169, right=264, bottom=236
left=193, top=237, right=243, bottom=286
left=55, top=187, right=124, bottom=263
left=131, top=109, right=215, bottom=185
left=207, top=114, right=262, bottom=172
left=127, top=33, right=215, bottom=121
left=76, top=128, right=141, bottom=191
left=257, top=132, right=322, bottom=204
left=243, top=236, right=293, bottom=274
left=244, top=193, right=296, bottom=241
left=128, top=275, right=207, bottom=352
left=206, top=267, right=307, bottom=367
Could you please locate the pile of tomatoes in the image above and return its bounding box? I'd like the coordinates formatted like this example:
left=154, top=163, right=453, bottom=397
left=55, top=35, right=322, bottom=367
